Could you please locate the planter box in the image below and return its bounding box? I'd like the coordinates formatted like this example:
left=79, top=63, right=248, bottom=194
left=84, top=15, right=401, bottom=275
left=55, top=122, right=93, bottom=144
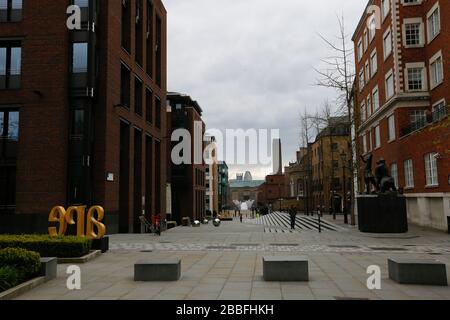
left=40, top=257, right=57, bottom=281
left=0, top=277, right=46, bottom=300
left=92, top=236, right=109, bottom=253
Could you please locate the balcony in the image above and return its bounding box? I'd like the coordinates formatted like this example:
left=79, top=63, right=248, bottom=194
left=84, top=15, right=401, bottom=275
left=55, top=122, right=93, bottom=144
left=400, top=106, right=448, bottom=137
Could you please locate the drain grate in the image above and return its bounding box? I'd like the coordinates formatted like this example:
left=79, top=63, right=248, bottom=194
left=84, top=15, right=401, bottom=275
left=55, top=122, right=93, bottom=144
left=328, top=245, right=360, bottom=249
left=140, top=250, right=153, bottom=253
left=369, top=247, right=408, bottom=251
left=269, top=243, right=299, bottom=247
left=206, top=246, right=237, bottom=250
left=231, top=243, right=260, bottom=247
left=334, top=297, right=370, bottom=300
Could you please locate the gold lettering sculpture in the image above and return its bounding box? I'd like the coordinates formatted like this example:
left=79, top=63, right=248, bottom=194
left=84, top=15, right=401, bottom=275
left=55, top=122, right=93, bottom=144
left=48, top=206, right=106, bottom=239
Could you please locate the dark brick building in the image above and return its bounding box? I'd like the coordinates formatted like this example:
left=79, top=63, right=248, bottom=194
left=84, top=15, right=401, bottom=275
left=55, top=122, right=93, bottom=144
left=353, top=0, right=449, bottom=230
left=167, top=92, right=206, bottom=224
left=0, top=0, right=168, bottom=234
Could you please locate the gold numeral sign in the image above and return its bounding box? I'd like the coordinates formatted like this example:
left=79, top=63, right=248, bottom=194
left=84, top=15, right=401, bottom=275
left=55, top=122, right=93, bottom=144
left=48, top=206, right=106, bottom=239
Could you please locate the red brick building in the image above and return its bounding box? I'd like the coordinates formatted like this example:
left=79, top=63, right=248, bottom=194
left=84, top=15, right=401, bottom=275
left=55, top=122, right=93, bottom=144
left=353, top=0, right=449, bottom=230
left=258, top=174, right=288, bottom=210
left=167, top=92, right=206, bottom=224
left=0, top=0, right=168, bottom=234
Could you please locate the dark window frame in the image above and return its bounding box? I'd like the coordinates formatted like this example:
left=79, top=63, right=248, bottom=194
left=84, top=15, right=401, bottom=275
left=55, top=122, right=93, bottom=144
left=0, top=41, right=22, bottom=90
left=0, top=0, right=23, bottom=23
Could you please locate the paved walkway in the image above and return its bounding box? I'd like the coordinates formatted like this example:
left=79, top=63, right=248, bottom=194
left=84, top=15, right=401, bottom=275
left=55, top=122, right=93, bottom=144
left=16, top=215, right=450, bottom=300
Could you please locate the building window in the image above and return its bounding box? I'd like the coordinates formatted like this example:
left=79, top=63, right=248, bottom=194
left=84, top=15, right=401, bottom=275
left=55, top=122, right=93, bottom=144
left=0, top=41, right=21, bottom=89
left=388, top=114, right=396, bottom=141
left=145, top=88, right=153, bottom=123
left=390, top=163, right=398, bottom=188
left=365, top=61, right=370, bottom=83
left=360, top=102, right=366, bottom=122
left=406, top=65, right=425, bottom=91
left=134, top=77, right=143, bottom=116
left=429, top=52, right=443, bottom=89
left=382, top=0, right=390, bottom=20
left=146, top=0, right=154, bottom=78
left=370, top=50, right=377, bottom=76
left=375, top=125, right=381, bottom=149
left=368, top=130, right=373, bottom=151
left=383, top=30, right=392, bottom=60
left=155, top=14, right=162, bottom=87
left=363, top=30, right=368, bottom=52
left=404, top=159, right=414, bottom=188
left=120, top=63, right=131, bottom=108
left=359, top=69, right=364, bottom=90
left=366, top=95, right=372, bottom=118
left=155, top=96, right=161, bottom=129
left=72, top=42, right=88, bottom=73
left=362, top=135, right=367, bottom=154
left=424, top=153, right=438, bottom=186
left=121, top=0, right=131, bottom=53
left=432, top=100, right=447, bottom=122
left=410, top=110, right=427, bottom=131
left=357, top=39, right=363, bottom=61
left=372, top=87, right=380, bottom=112
left=427, top=4, right=440, bottom=42
left=135, top=0, right=143, bottom=66
left=0, top=0, right=22, bottom=22
left=404, top=21, right=422, bottom=47
left=385, top=71, right=394, bottom=99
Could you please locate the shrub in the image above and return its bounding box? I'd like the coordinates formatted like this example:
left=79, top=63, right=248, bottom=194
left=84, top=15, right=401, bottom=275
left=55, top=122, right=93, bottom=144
left=0, top=266, right=20, bottom=292
left=0, top=248, right=41, bottom=283
left=0, top=235, right=92, bottom=258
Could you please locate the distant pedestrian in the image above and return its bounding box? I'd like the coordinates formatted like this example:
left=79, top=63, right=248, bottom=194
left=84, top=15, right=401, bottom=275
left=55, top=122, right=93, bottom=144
left=289, top=206, right=297, bottom=230
left=240, top=213, right=243, bottom=223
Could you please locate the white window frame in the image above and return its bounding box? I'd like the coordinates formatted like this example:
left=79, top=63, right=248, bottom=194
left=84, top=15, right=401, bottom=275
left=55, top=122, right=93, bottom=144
left=401, top=0, right=423, bottom=7
left=360, top=101, right=366, bottom=123
left=370, top=49, right=378, bottom=77
left=424, top=153, right=439, bottom=187
left=382, top=0, right=390, bottom=21
left=388, top=114, right=396, bottom=142
left=403, top=17, right=424, bottom=48
left=375, top=125, right=381, bottom=149
left=362, top=134, right=367, bottom=154
left=391, top=162, right=398, bottom=188
left=372, top=86, right=380, bottom=112
left=385, top=69, right=395, bottom=100
left=404, top=159, right=414, bottom=189
left=426, top=2, right=440, bottom=44
left=405, top=62, right=427, bottom=92
left=429, top=50, right=444, bottom=90
left=367, top=95, right=372, bottom=118
left=383, top=28, right=392, bottom=60
left=365, top=61, right=370, bottom=83
left=357, top=38, right=363, bottom=62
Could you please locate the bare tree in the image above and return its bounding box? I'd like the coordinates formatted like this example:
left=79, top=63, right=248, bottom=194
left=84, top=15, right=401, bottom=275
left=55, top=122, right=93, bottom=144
left=314, top=14, right=358, bottom=226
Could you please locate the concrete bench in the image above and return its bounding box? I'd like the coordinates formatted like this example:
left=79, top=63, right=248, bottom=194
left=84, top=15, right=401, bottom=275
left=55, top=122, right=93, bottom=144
left=134, top=259, right=181, bottom=281
left=263, top=256, right=309, bottom=281
left=40, top=258, right=57, bottom=282
left=388, top=258, right=448, bottom=286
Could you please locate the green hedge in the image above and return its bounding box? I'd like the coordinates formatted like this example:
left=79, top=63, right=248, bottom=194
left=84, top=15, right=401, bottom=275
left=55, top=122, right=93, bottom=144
left=0, top=247, right=41, bottom=282
left=0, top=235, right=92, bottom=258
left=0, top=266, right=20, bottom=292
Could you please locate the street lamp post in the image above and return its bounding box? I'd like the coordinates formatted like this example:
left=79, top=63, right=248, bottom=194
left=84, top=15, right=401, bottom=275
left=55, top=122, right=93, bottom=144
left=341, top=151, right=348, bottom=224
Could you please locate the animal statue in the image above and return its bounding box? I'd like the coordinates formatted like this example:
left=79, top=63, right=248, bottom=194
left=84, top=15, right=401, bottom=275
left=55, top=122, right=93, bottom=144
left=375, top=159, right=397, bottom=193
left=360, top=154, right=378, bottom=193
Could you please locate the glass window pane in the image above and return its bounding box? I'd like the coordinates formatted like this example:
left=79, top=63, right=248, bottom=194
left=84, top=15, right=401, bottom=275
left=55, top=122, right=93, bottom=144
left=72, top=109, right=85, bottom=136
left=7, top=111, right=19, bottom=140
left=0, top=0, right=7, bottom=22
left=0, top=48, right=6, bottom=75
left=11, top=0, right=22, bottom=21
left=72, top=43, right=88, bottom=73
left=74, top=0, right=89, bottom=7
left=0, top=111, right=4, bottom=136
left=10, top=47, right=21, bottom=75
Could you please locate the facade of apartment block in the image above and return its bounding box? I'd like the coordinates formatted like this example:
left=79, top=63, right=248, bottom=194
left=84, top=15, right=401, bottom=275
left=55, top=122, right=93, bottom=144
left=353, top=0, right=449, bottom=230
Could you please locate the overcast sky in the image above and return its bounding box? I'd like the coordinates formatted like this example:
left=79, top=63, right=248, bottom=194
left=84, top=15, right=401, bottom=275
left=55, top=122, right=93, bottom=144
left=164, top=0, right=367, bottom=180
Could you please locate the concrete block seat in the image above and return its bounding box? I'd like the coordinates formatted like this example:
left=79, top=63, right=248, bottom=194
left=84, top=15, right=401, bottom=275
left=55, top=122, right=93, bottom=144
left=388, top=258, right=448, bottom=286
left=263, top=256, right=309, bottom=281
left=40, top=258, right=57, bottom=281
left=134, top=259, right=181, bottom=282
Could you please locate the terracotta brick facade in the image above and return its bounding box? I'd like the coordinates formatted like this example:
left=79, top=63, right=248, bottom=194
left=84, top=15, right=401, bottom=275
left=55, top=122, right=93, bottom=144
left=353, top=0, right=450, bottom=230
